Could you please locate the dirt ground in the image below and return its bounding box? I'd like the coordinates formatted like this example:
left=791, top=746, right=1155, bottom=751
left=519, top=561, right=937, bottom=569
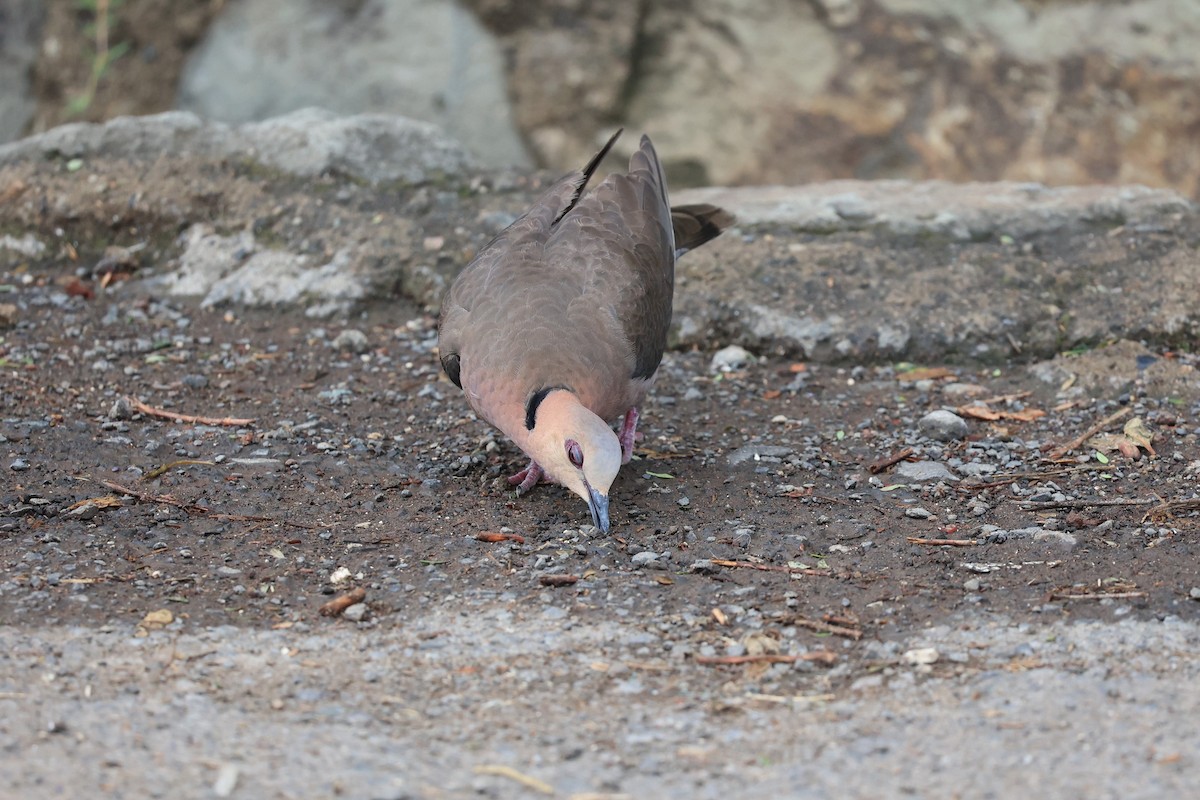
left=3, top=275, right=1200, bottom=796
left=3, top=270, right=1199, bottom=643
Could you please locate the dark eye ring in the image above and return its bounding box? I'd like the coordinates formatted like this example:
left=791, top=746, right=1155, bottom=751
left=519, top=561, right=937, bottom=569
left=566, top=440, right=584, bottom=468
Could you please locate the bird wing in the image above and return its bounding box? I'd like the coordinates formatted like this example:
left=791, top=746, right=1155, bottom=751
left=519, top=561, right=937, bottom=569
left=546, top=135, right=675, bottom=381
left=438, top=131, right=624, bottom=389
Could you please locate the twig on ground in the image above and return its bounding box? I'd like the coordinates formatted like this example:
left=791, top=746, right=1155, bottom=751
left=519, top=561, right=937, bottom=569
left=128, top=397, right=256, bottom=427
left=695, top=651, right=837, bottom=666
left=1044, top=407, right=1131, bottom=460
left=92, top=478, right=314, bottom=529
left=1049, top=590, right=1148, bottom=601
left=101, top=479, right=206, bottom=513
left=907, top=537, right=980, bottom=547
left=538, top=574, right=579, bottom=587
left=1145, top=498, right=1200, bottom=522
left=319, top=587, right=366, bottom=617
left=472, top=765, right=555, bottom=796
left=741, top=692, right=837, bottom=705
left=789, top=616, right=862, bottom=640
left=1018, top=498, right=1155, bottom=510
left=709, top=559, right=833, bottom=578
left=868, top=448, right=914, bottom=474
left=977, top=391, right=1033, bottom=405
left=637, top=448, right=701, bottom=460
left=956, top=463, right=1118, bottom=492
left=142, top=459, right=216, bottom=480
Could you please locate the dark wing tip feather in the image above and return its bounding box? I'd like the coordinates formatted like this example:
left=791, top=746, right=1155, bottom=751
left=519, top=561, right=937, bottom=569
left=585, top=128, right=624, bottom=181
left=440, top=352, right=462, bottom=388
left=552, top=128, right=624, bottom=226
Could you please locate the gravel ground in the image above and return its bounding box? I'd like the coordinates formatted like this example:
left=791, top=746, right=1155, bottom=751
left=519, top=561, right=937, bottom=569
left=2, top=276, right=1200, bottom=797
left=2, top=613, right=1197, bottom=799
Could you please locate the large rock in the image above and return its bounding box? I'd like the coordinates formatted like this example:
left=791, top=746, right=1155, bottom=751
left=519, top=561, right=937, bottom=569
left=676, top=182, right=1192, bottom=238
left=0, top=108, right=476, bottom=186
left=470, top=0, right=1200, bottom=197
left=2, top=112, right=1197, bottom=358
left=8, top=0, right=1199, bottom=198
left=669, top=182, right=1198, bottom=361
left=465, top=0, right=645, bottom=170
left=177, top=0, right=531, bottom=169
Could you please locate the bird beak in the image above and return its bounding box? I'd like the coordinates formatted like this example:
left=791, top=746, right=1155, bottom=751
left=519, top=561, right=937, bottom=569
left=586, top=485, right=610, bottom=533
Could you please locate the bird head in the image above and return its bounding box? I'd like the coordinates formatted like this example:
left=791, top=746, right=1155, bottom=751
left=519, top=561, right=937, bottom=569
left=527, top=390, right=622, bottom=532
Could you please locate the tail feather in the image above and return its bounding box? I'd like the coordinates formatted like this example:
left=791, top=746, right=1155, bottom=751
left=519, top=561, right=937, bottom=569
left=670, top=203, right=735, bottom=254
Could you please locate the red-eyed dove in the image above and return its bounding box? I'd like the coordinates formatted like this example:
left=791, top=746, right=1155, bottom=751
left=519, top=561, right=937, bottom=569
left=438, top=130, right=732, bottom=531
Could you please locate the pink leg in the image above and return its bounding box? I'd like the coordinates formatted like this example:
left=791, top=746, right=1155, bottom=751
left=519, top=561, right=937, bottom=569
left=618, top=407, right=641, bottom=464
left=507, top=459, right=544, bottom=495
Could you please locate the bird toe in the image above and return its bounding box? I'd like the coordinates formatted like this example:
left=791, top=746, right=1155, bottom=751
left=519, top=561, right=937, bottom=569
left=509, top=460, right=544, bottom=495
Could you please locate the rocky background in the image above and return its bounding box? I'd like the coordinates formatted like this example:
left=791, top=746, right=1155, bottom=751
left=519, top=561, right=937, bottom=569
left=2, top=0, right=1199, bottom=194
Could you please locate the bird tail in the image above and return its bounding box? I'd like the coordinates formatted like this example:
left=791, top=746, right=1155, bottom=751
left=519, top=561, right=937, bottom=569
left=670, top=204, right=735, bottom=256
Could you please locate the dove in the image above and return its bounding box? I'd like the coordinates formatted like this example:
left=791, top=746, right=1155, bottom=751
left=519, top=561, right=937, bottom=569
left=437, top=129, right=731, bottom=532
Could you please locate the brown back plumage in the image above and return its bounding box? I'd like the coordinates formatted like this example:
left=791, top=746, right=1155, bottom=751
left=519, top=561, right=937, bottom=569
left=438, top=131, right=732, bottom=435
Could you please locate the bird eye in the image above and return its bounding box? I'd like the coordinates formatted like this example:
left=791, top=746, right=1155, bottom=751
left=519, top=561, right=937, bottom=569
left=566, top=440, right=584, bottom=468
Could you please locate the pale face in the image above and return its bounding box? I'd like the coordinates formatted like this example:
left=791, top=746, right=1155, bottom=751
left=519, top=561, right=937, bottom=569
left=529, top=399, right=622, bottom=532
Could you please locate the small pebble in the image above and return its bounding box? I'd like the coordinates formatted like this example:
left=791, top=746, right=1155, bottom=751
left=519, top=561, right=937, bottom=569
left=901, top=647, right=940, bottom=665
left=710, top=344, right=753, bottom=373
left=727, top=444, right=793, bottom=466
left=918, top=410, right=969, bottom=442
left=66, top=502, right=100, bottom=520
left=905, top=507, right=932, bottom=519
left=331, top=328, right=370, bottom=353
left=108, top=397, right=133, bottom=420
left=212, top=764, right=239, bottom=798
left=342, top=603, right=368, bottom=622
left=9, top=458, right=30, bottom=472
left=631, top=551, right=662, bottom=568
left=963, top=578, right=981, bottom=592
left=894, top=460, right=959, bottom=483
left=1033, top=530, right=1078, bottom=549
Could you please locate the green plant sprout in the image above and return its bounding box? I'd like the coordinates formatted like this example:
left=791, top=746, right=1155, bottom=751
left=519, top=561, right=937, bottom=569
left=68, top=0, right=130, bottom=117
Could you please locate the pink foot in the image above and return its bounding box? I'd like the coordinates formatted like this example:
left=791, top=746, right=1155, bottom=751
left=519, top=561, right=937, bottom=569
left=619, top=407, right=641, bottom=464
left=507, top=459, right=544, bottom=495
